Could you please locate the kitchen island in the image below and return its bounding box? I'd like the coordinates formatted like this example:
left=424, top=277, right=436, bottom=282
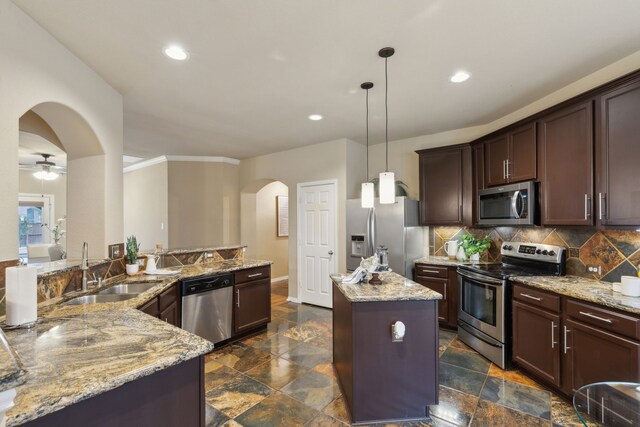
left=331, top=271, right=442, bottom=425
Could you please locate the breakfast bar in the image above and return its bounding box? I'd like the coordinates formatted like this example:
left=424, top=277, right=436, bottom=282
left=331, top=272, right=442, bottom=425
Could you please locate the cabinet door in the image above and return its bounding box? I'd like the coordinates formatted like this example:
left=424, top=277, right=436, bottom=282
left=508, top=122, right=537, bottom=183
left=564, top=319, right=640, bottom=394
left=139, top=298, right=159, bottom=318
left=160, top=300, right=180, bottom=327
left=471, top=143, right=484, bottom=225
left=599, top=80, right=640, bottom=225
left=512, top=300, right=562, bottom=387
left=484, top=134, right=509, bottom=187
left=419, top=148, right=464, bottom=225
left=234, top=278, right=271, bottom=334
left=539, top=101, right=594, bottom=225
left=415, top=277, right=448, bottom=324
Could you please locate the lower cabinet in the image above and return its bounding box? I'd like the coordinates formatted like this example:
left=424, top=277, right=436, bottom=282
left=414, top=263, right=457, bottom=328
left=138, top=282, right=181, bottom=328
left=512, top=283, right=640, bottom=396
left=233, top=267, right=271, bottom=335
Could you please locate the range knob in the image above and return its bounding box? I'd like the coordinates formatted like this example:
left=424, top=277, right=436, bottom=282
left=542, top=250, right=549, bottom=255
left=536, top=249, right=542, bottom=254
left=548, top=250, right=556, bottom=256
left=502, top=245, right=508, bottom=250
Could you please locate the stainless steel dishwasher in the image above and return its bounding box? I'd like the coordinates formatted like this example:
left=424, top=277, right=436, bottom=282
left=181, top=273, right=233, bottom=345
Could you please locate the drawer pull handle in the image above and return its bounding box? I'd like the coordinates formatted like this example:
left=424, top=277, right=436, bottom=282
left=579, top=311, right=613, bottom=324
left=247, top=273, right=262, bottom=278
left=521, top=293, right=542, bottom=301
left=420, top=269, right=440, bottom=274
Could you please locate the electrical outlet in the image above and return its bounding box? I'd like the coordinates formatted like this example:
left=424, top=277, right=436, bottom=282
left=203, top=252, right=213, bottom=259
left=586, top=265, right=602, bottom=275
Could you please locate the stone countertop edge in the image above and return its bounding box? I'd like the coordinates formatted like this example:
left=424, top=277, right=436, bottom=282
left=0, top=329, right=26, bottom=393
left=4, top=310, right=214, bottom=427
left=2, top=258, right=270, bottom=426
left=511, top=275, right=640, bottom=316
left=331, top=271, right=443, bottom=303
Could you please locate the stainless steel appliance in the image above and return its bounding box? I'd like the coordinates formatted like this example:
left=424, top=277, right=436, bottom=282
left=478, top=181, right=537, bottom=226
left=181, top=273, right=234, bottom=345
left=346, top=196, right=423, bottom=279
left=457, top=242, right=566, bottom=368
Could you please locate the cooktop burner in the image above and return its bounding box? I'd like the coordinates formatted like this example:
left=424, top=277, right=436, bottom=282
left=458, top=241, right=567, bottom=279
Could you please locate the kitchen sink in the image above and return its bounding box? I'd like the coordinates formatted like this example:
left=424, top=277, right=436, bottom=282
left=63, top=294, right=137, bottom=306
left=97, top=283, right=159, bottom=295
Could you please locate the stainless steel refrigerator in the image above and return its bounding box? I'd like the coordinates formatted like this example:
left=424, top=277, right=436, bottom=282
left=346, top=196, right=424, bottom=280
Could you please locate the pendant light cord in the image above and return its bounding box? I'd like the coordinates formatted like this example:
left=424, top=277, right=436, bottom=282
left=384, top=57, right=389, bottom=172
left=366, top=87, right=369, bottom=181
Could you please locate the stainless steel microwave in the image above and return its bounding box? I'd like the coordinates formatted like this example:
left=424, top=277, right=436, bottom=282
left=478, top=181, right=537, bottom=225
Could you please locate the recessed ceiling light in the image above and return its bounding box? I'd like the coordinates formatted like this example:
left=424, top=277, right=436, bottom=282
left=308, top=114, right=323, bottom=121
left=164, top=45, right=189, bottom=61
left=450, top=71, right=471, bottom=83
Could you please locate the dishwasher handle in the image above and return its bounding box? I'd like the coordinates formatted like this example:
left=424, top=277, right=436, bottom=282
left=181, top=273, right=234, bottom=296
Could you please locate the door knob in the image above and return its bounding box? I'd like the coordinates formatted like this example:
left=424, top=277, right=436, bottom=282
left=328, top=250, right=334, bottom=255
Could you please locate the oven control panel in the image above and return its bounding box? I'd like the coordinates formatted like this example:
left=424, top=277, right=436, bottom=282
left=501, top=242, right=565, bottom=264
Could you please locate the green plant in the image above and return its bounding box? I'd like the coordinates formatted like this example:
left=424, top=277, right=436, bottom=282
left=126, top=235, right=140, bottom=265
left=460, top=234, right=492, bottom=257
left=369, top=177, right=409, bottom=197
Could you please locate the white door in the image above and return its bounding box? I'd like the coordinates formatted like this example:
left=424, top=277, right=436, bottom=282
left=298, top=180, right=337, bottom=308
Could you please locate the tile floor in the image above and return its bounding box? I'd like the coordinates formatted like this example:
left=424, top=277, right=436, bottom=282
left=203, top=283, right=584, bottom=426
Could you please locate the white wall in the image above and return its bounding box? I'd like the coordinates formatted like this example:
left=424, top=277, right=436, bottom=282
left=0, top=0, right=123, bottom=261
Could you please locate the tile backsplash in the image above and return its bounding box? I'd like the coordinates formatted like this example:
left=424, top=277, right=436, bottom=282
left=430, top=226, right=640, bottom=282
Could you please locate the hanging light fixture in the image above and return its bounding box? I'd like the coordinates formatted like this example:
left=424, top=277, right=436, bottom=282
left=360, top=82, right=375, bottom=208
left=378, top=47, right=395, bottom=204
left=32, top=154, right=59, bottom=181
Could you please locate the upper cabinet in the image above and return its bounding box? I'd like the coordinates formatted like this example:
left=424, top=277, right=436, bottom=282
left=484, top=122, right=537, bottom=187
left=598, top=78, right=640, bottom=226
left=417, top=145, right=470, bottom=226
left=471, top=143, right=484, bottom=225
left=538, top=101, right=594, bottom=226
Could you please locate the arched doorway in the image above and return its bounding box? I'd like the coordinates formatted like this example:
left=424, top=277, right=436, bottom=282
left=241, top=180, right=290, bottom=301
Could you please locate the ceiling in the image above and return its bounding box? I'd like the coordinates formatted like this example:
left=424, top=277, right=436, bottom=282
left=13, top=0, right=640, bottom=159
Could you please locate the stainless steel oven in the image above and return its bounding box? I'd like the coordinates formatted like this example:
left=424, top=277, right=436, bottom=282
left=478, top=181, right=536, bottom=225
left=457, top=268, right=508, bottom=367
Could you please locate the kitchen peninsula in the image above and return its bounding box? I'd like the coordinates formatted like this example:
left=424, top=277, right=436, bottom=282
left=331, top=271, right=441, bottom=424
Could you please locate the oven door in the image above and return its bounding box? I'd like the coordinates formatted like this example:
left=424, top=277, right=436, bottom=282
left=457, top=269, right=505, bottom=342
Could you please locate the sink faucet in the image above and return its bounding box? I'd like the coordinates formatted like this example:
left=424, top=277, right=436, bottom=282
left=81, top=242, right=89, bottom=291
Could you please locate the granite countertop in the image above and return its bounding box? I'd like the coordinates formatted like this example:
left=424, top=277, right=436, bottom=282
left=414, top=256, right=492, bottom=267
left=0, top=329, right=26, bottom=393
left=3, top=257, right=270, bottom=425
left=511, top=275, right=640, bottom=315
left=331, top=271, right=442, bottom=303
left=3, top=310, right=214, bottom=426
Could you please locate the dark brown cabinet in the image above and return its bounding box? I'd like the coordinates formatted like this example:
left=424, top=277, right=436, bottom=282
left=414, top=263, right=457, bottom=328
left=538, top=101, right=594, bottom=225
left=138, top=282, right=181, bottom=328
left=233, top=267, right=271, bottom=335
left=484, top=123, right=536, bottom=187
left=598, top=78, right=640, bottom=225
left=512, top=300, right=562, bottom=387
left=471, top=143, right=484, bottom=225
left=417, top=145, right=470, bottom=226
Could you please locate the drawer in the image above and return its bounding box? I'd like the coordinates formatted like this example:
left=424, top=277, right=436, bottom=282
left=566, top=299, right=640, bottom=340
left=513, top=284, right=560, bottom=313
left=158, top=283, right=180, bottom=312
left=415, top=264, right=448, bottom=279
left=235, top=266, right=271, bottom=283
left=415, top=277, right=447, bottom=300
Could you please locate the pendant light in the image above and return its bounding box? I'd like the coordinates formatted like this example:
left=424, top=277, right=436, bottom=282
left=378, top=47, right=395, bottom=204
left=360, top=82, right=375, bottom=208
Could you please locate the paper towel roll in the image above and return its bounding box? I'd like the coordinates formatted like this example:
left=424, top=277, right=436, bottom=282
left=5, top=265, right=38, bottom=326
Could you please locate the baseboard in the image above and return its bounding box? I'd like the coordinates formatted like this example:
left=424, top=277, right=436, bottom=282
left=286, top=296, right=301, bottom=304
left=271, top=276, right=288, bottom=283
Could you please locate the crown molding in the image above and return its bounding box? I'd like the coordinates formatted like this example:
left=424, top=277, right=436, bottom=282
left=123, top=155, right=240, bottom=173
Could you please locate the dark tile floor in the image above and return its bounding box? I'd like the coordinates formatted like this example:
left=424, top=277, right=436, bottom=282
left=204, top=293, right=583, bottom=426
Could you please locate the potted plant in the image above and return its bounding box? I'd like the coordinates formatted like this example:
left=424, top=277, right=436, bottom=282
left=459, top=233, right=492, bottom=262
left=43, top=217, right=66, bottom=261
left=126, top=235, right=140, bottom=275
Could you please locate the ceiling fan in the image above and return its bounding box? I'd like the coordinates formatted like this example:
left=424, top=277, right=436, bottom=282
left=19, top=153, right=66, bottom=180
